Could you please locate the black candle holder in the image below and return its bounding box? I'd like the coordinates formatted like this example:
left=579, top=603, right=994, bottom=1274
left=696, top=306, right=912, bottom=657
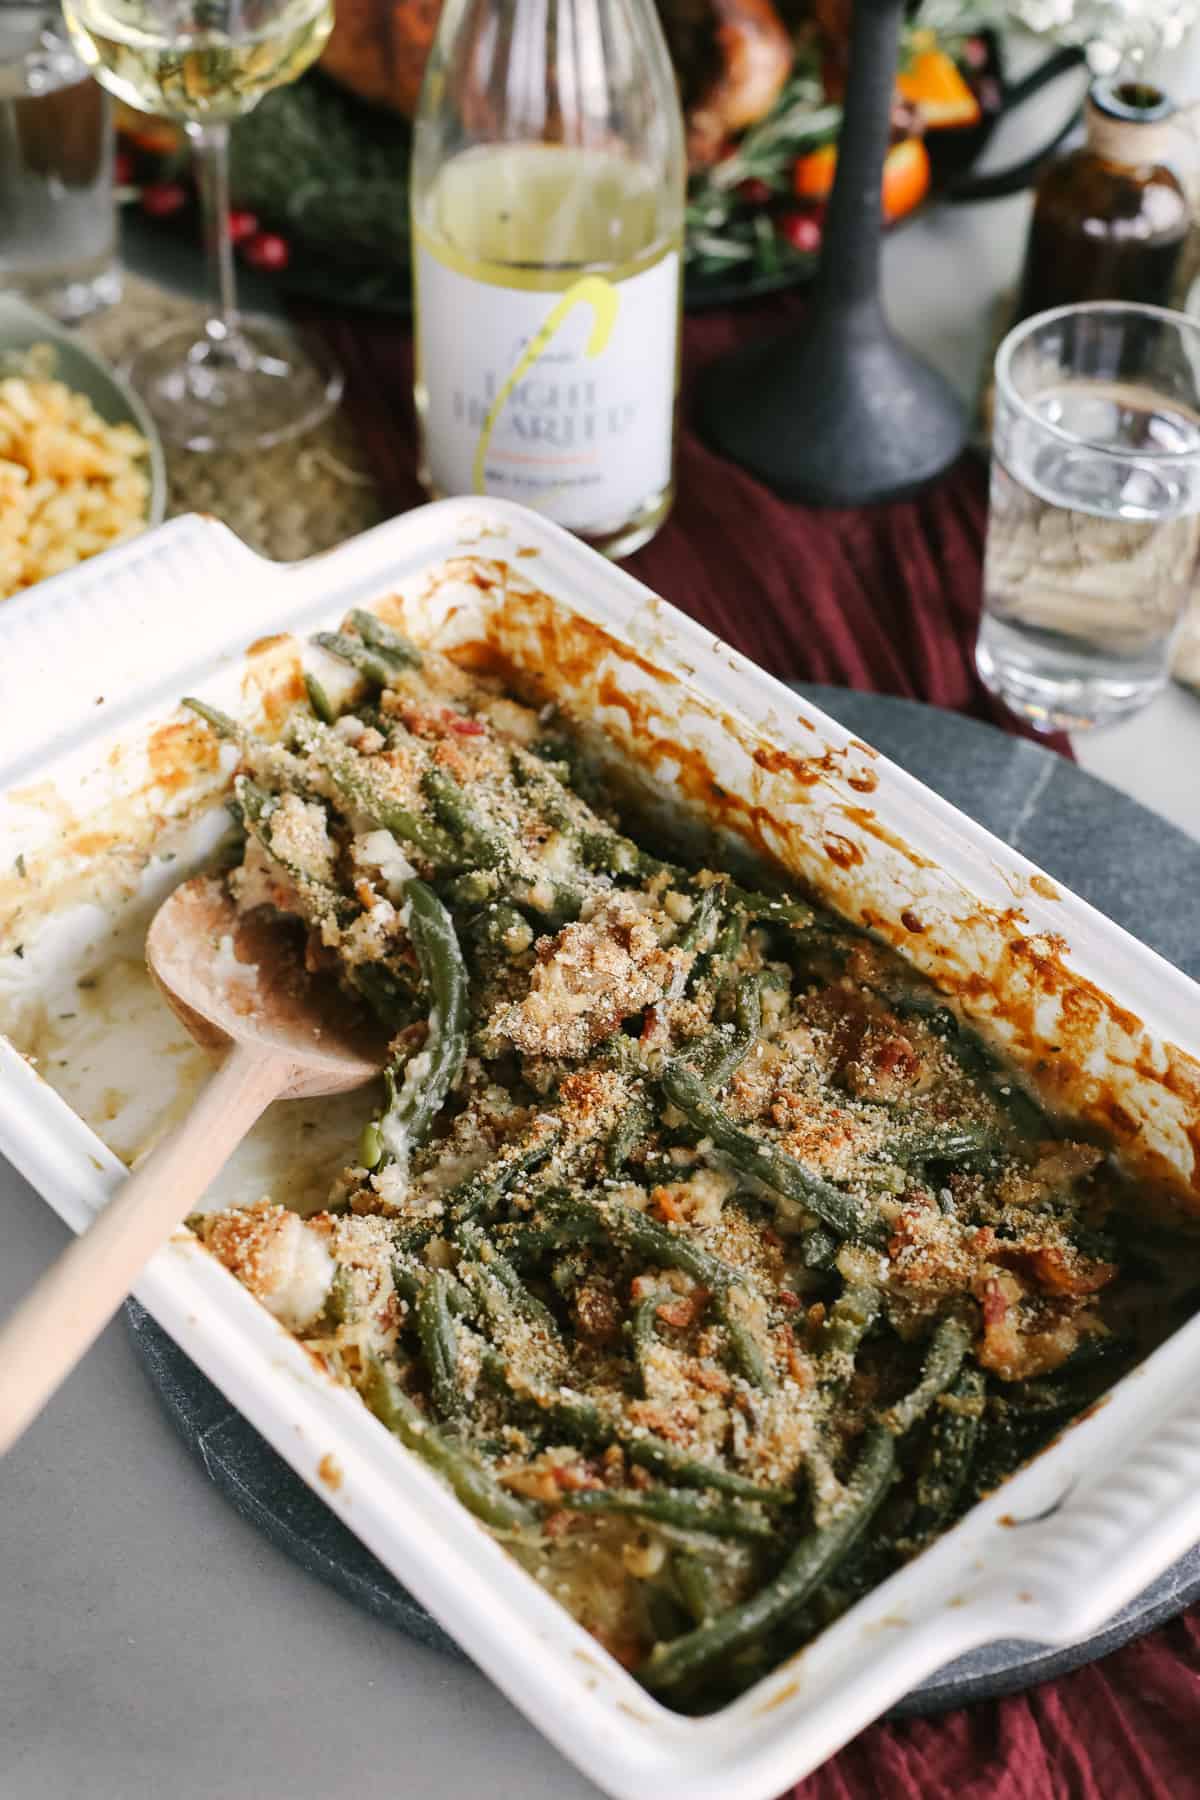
left=697, top=0, right=968, bottom=506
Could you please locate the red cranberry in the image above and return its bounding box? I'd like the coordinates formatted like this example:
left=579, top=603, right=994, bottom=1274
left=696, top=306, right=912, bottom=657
left=736, top=176, right=772, bottom=207
left=227, top=209, right=259, bottom=245
left=777, top=210, right=822, bottom=254
left=140, top=181, right=188, bottom=219
left=240, top=231, right=290, bottom=272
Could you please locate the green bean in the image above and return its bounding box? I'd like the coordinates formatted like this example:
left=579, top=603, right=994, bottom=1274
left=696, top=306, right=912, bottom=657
left=819, top=1283, right=880, bottom=1366
left=661, top=1059, right=885, bottom=1246
left=291, top=716, right=455, bottom=863
left=691, top=974, right=763, bottom=1091
left=374, top=880, right=467, bottom=1162
left=639, top=1425, right=896, bottom=1693
left=605, top=1095, right=655, bottom=1175
left=906, top=1366, right=985, bottom=1544
left=881, top=1314, right=973, bottom=1437
left=359, top=1357, right=534, bottom=1533
left=724, top=883, right=819, bottom=930
left=630, top=1292, right=662, bottom=1396
left=313, top=630, right=402, bottom=690
left=672, top=1552, right=717, bottom=1625
left=415, top=1272, right=463, bottom=1419
left=183, top=696, right=245, bottom=741
left=546, top=1194, right=734, bottom=1293
left=674, top=886, right=723, bottom=958
left=891, top=1123, right=1004, bottom=1171
left=320, top=1263, right=355, bottom=1329
left=421, top=766, right=510, bottom=869
left=391, top=1256, right=473, bottom=1317
left=558, top=1487, right=775, bottom=1541
left=713, top=1289, right=776, bottom=1392
left=447, top=1117, right=562, bottom=1225
left=456, top=1223, right=559, bottom=1337
left=347, top=609, right=423, bottom=669
left=303, top=672, right=337, bottom=725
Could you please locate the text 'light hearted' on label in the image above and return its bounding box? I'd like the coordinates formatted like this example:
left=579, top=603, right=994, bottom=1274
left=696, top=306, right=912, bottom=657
left=415, top=244, right=679, bottom=531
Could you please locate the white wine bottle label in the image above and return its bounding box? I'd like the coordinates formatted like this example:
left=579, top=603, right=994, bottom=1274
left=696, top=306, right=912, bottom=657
left=416, top=244, right=678, bottom=530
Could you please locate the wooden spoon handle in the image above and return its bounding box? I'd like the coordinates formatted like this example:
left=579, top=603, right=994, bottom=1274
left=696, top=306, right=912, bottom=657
left=0, top=1043, right=289, bottom=1457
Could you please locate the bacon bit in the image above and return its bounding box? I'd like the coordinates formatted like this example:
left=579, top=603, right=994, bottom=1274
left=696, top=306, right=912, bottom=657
left=649, top=1184, right=684, bottom=1223
left=1027, top=1245, right=1117, bottom=1297
left=447, top=714, right=487, bottom=736
left=900, top=909, right=926, bottom=934
left=777, top=1289, right=801, bottom=1310
left=687, top=1359, right=733, bottom=1395
left=550, top=1462, right=599, bottom=1492
left=979, top=1276, right=1010, bottom=1328
left=627, top=1399, right=700, bottom=1442
left=656, top=1289, right=710, bottom=1330
left=573, top=1276, right=622, bottom=1344
left=542, top=1509, right=577, bottom=1539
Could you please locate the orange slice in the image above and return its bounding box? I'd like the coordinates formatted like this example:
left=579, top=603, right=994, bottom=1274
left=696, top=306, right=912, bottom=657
left=897, top=48, right=981, bottom=129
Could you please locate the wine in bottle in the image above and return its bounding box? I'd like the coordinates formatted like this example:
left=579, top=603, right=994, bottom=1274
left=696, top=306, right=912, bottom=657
left=411, top=0, right=686, bottom=557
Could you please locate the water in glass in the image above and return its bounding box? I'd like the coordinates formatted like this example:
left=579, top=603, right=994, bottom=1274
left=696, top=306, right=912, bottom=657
left=979, top=378, right=1200, bottom=730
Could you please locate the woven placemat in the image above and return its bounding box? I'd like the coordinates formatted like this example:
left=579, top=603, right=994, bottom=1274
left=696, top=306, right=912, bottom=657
left=81, top=273, right=385, bottom=561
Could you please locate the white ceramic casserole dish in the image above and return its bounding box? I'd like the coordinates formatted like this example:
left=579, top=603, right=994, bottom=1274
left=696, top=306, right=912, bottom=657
left=2, top=498, right=1200, bottom=1800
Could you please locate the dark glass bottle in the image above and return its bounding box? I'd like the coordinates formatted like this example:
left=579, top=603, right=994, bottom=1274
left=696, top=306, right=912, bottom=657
left=1015, top=80, right=1188, bottom=322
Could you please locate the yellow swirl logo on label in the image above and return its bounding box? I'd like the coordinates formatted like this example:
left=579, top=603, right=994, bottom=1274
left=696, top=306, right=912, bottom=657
left=471, top=275, right=619, bottom=495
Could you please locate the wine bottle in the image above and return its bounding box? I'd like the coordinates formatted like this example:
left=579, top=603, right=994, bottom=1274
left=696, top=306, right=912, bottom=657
left=411, top=0, right=686, bottom=557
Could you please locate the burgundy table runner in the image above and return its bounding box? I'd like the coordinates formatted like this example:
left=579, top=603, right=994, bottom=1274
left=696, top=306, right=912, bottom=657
left=301, top=289, right=1200, bottom=1797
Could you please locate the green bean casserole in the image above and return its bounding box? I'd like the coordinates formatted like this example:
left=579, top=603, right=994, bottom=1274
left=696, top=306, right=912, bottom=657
left=183, top=608, right=1200, bottom=1710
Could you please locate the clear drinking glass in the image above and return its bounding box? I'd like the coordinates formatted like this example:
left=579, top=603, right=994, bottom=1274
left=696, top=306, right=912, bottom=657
left=977, top=301, right=1200, bottom=732
left=0, top=5, right=119, bottom=322
left=61, top=0, right=342, bottom=452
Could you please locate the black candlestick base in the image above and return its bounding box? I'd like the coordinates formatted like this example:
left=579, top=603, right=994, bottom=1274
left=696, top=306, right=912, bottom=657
left=697, top=0, right=969, bottom=508
left=698, top=302, right=968, bottom=507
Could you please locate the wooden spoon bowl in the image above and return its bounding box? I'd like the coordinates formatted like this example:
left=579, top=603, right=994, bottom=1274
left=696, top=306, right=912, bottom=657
left=0, top=875, right=385, bottom=1456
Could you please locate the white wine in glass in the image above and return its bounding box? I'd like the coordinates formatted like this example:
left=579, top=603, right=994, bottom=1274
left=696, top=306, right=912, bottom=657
left=62, top=0, right=342, bottom=452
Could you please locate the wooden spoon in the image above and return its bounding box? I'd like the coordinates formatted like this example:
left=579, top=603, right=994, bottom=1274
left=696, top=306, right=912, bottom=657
left=0, top=875, right=382, bottom=1456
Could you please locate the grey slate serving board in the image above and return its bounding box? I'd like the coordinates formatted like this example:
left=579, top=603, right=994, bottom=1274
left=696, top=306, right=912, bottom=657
left=126, top=685, right=1200, bottom=1714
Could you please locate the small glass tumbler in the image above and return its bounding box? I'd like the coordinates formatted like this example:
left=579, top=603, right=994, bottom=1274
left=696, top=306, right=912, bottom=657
left=977, top=301, right=1200, bottom=732
left=0, top=5, right=119, bottom=323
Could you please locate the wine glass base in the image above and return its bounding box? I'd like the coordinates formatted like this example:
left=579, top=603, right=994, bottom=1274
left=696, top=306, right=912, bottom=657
left=123, top=315, right=344, bottom=454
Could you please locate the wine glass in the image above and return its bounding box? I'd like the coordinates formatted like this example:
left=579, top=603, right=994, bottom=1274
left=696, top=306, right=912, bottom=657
left=61, top=0, right=342, bottom=451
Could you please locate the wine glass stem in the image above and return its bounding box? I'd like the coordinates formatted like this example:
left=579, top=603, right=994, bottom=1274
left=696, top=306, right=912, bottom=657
left=186, top=121, right=239, bottom=353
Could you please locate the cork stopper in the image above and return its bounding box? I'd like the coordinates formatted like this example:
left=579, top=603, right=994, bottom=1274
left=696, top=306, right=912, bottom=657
left=1086, top=80, right=1178, bottom=169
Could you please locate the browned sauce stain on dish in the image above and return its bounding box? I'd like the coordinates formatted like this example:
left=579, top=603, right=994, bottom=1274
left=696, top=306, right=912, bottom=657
left=849, top=739, right=880, bottom=760
left=847, top=768, right=880, bottom=794
left=1030, top=874, right=1061, bottom=901
left=824, top=834, right=863, bottom=871
left=147, top=718, right=219, bottom=796
left=317, top=1453, right=343, bottom=1491
left=839, top=805, right=935, bottom=871
left=241, top=633, right=305, bottom=730
left=754, top=1677, right=802, bottom=1715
